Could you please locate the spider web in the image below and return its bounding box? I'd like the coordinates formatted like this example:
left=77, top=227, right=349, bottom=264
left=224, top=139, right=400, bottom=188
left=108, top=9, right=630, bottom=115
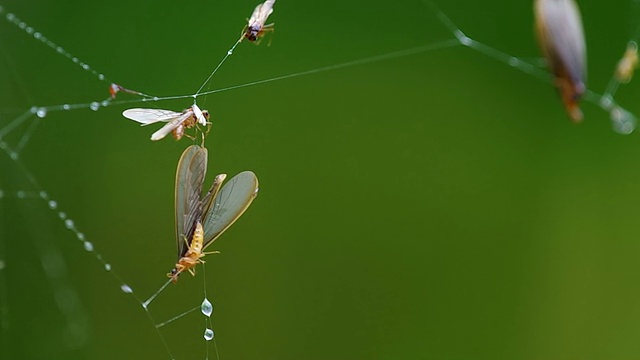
left=1, top=0, right=639, bottom=359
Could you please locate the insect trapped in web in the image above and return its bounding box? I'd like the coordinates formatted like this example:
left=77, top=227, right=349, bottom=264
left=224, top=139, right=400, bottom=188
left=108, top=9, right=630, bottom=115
left=122, top=105, right=210, bottom=141
left=169, top=145, right=259, bottom=283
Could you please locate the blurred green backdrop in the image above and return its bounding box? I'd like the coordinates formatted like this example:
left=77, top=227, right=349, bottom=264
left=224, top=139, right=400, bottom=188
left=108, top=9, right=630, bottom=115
left=2, top=0, right=640, bottom=359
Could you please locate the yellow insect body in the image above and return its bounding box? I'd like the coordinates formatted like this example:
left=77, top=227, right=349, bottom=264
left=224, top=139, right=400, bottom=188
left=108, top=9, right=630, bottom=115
left=168, top=222, right=217, bottom=282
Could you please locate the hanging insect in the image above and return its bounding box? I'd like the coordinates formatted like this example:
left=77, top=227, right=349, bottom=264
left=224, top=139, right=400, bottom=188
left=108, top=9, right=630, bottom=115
left=122, top=105, right=210, bottom=141
left=243, top=0, right=276, bottom=43
left=615, top=41, right=639, bottom=84
left=534, top=0, right=587, bottom=122
left=169, top=145, right=260, bottom=282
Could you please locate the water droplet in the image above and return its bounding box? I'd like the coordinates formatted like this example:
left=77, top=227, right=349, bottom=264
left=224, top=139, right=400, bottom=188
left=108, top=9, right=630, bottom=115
left=98, top=74, right=105, bottom=80
left=16, top=191, right=26, bottom=199
left=89, top=102, right=100, bottom=111
left=33, top=32, right=41, bottom=39
left=25, top=27, right=34, bottom=34
left=10, top=152, right=18, bottom=160
left=600, top=95, right=613, bottom=110
left=82, top=63, right=90, bottom=70
left=36, top=107, right=47, bottom=118
left=508, top=57, right=519, bottom=67
left=62, top=104, right=71, bottom=110
left=101, top=100, right=109, bottom=107
left=48, top=200, right=58, bottom=209
left=77, top=233, right=85, bottom=241
left=611, top=107, right=637, bottom=135
left=6, top=13, right=14, bottom=21
left=64, top=219, right=74, bottom=229
left=120, top=284, right=133, bottom=294
left=227, top=50, right=233, bottom=55
left=18, top=22, right=25, bottom=29
left=104, top=263, right=112, bottom=271
left=58, top=212, right=67, bottom=220
left=153, top=97, right=159, bottom=101
left=83, top=242, right=93, bottom=252
left=56, top=46, right=64, bottom=53
left=39, top=191, right=48, bottom=200
left=204, top=328, right=214, bottom=341
left=201, top=298, right=213, bottom=317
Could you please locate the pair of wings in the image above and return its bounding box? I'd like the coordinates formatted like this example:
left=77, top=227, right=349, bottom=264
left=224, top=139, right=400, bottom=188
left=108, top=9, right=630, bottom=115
left=123, top=105, right=207, bottom=141
left=534, top=0, right=586, bottom=85
left=248, top=0, right=275, bottom=28
left=175, top=145, right=259, bottom=259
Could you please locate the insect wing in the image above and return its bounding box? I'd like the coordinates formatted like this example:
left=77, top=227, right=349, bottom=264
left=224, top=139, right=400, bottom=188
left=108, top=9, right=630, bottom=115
left=202, top=171, right=259, bottom=248
left=191, top=104, right=209, bottom=126
left=249, top=0, right=275, bottom=27
left=151, top=111, right=192, bottom=141
left=175, top=145, right=208, bottom=259
left=122, top=108, right=183, bottom=125
left=535, top=0, right=586, bottom=86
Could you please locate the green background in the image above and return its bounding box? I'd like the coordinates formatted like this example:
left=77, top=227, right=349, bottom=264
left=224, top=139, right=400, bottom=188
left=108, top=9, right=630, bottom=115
left=2, top=0, right=640, bottom=359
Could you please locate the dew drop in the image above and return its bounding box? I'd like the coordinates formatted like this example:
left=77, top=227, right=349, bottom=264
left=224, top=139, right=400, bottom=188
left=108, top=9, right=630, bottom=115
left=39, top=191, right=49, bottom=200
left=64, top=219, right=75, bottom=229
left=201, top=298, right=213, bottom=317
left=18, top=22, right=25, bottom=29
left=89, top=102, right=100, bottom=111
left=72, top=57, right=78, bottom=63
left=6, top=13, right=14, bottom=21
left=153, top=97, right=159, bottom=101
left=120, top=284, right=133, bottom=294
left=16, top=191, right=26, bottom=199
left=98, top=74, right=105, bottom=80
left=83, top=242, right=93, bottom=252
left=25, top=27, right=34, bottom=34
left=101, top=100, right=109, bottom=107
left=33, top=32, right=41, bottom=39
left=227, top=49, right=233, bottom=55
left=81, top=63, right=90, bottom=70
left=58, top=212, right=67, bottom=220
left=508, top=57, right=520, bottom=67
left=204, top=328, right=215, bottom=341
left=48, top=200, right=58, bottom=209
left=600, top=94, right=613, bottom=110
left=30, top=106, right=37, bottom=114
left=104, top=263, right=112, bottom=271
left=611, top=107, right=637, bottom=135
left=36, top=107, right=47, bottom=118
left=56, top=46, right=64, bottom=53
left=77, top=233, right=86, bottom=241
left=10, top=152, right=18, bottom=160
left=62, top=104, right=71, bottom=110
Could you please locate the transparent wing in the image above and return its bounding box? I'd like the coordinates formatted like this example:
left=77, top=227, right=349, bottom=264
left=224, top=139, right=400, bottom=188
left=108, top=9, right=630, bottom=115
left=202, top=171, right=259, bottom=248
left=249, top=0, right=275, bottom=27
left=122, top=108, right=182, bottom=125
left=150, top=112, right=191, bottom=141
left=535, top=0, right=586, bottom=83
left=175, top=145, right=208, bottom=259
